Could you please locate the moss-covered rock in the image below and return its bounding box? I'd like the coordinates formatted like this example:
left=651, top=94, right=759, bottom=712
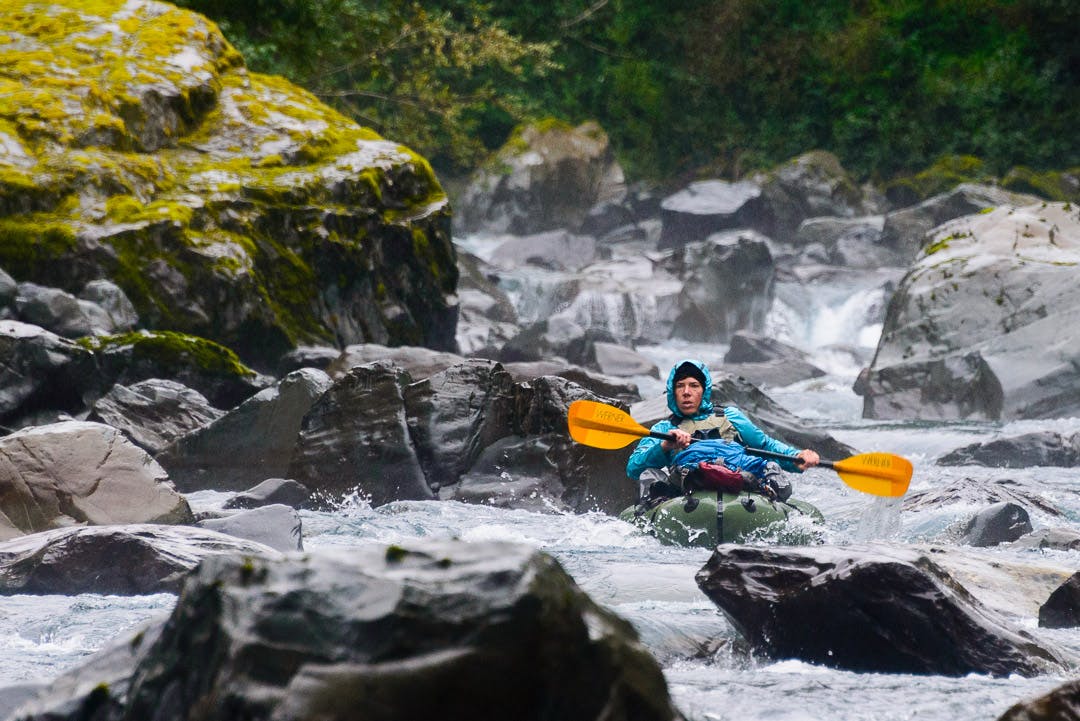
left=79, top=329, right=270, bottom=408
left=0, top=0, right=457, bottom=371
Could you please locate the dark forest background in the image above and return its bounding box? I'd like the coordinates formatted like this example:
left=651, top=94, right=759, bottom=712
left=176, top=0, right=1080, bottom=187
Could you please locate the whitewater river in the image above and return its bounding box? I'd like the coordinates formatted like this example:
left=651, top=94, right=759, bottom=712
left=2, top=266, right=1079, bottom=720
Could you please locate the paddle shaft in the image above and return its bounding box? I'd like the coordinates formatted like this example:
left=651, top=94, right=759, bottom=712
left=746, top=446, right=833, bottom=470
left=652, top=430, right=817, bottom=469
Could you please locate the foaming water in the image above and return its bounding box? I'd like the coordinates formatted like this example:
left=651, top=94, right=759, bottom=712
left=2, top=260, right=1078, bottom=720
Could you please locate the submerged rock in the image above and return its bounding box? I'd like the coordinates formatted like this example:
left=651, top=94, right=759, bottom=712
left=9, top=542, right=684, bottom=721
left=0, top=524, right=280, bottom=595
left=937, top=431, right=1080, bottom=468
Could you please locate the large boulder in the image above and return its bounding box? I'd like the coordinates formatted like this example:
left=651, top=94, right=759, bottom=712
left=880, top=183, right=1042, bottom=261
left=288, top=362, right=433, bottom=506
left=859, top=202, right=1080, bottom=420
left=84, top=330, right=274, bottom=410
left=0, top=0, right=457, bottom=372
left=88, top=378, right=225, bottom=455
left=695, top=544, right=1070, bottom=677
left=670, top=233, right=775, bottom=343
left=156, top=368, right=332, bottom=493
left=0, top=524, right=280, bottom=595
left=289, top=358, right=637, bottom=513
left=0, top=421, right=193, bottom=540
left=456, top=120, right=626, bottom=236
left=9, top=543, right=685, bottom=721
left=0, top=320, right=102, bottom=426
left=658, top=179, right=766, bottom=249
left=752, top=150, right=884, bottom=244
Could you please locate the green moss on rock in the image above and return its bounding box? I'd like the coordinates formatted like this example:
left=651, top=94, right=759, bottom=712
left=0, top=0, right=458, bottom=369
left=78, top=329, right=256, bottom=378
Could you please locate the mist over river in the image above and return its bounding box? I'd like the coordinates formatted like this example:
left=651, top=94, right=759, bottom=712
left=2, top=247, right=1079, bottom=721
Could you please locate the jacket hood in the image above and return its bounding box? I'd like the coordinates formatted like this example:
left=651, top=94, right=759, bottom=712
left=666, top=359, right=713, bottom=418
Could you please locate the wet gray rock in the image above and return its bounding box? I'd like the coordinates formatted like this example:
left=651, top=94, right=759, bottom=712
left=659, top=179, right=765, bottom=249
left=223, top=478, right=312, bottom=510
left=1038, top=573, right=1080, bottom=629
left=721, top=331, right=825, bottom=386
left=502, top=361, right=642, bottom=406
left=88, top=378, right=224, bottom=455
left=937, top=431, right=1080, bottom=467
left=327, top=342, right=467, bottom=381
left=456, top=121, right=626, bottom=236
left=725, top=331, right=813, bottom=364
left=487, top=230, right=601, bottom=272
left=156, top=368, right=331, bottom=493
left=1012, top=528, right=1080, bottom=552
left=288, top=363, right=432, bottom=506
left=793, top=215, right=900, bottom=267
left=696, top=544, right=1070, bottom=676
left=9, top=542, right=684, bottom=721
left=753, top=151, right=884, bottom=243
left=860, top=202, right=1080, bottom=421
left=455, top=250, right=519, bottom=357
left=961, top=502, right=1032, bottom=547
left=90, top=330, right=275, bottom=411
left=997, top=678, right=1080, bottom=720
left=77, top=279, right=139, bottom=332
left=196, top=504, right=303, bottom=552
left=14, top=282, right=115, bottom=338
left=275, top=345, right=340, bottom=376
left=0, top=421, right=192, bottom=541
left=902, top=477, right=1061, bottom=519
left=0, top=524, right=279, bottom=595
left=0, top=268, right=15, bottom=312
left=671, top=234, right=775, bottom=343
left=881, top=183, right=1042, bottom=261
left=590, top=341, right=659, bottom=378
left=404, top=360, right=518, bottom=493
left=0, top=320, right=102, bottom=427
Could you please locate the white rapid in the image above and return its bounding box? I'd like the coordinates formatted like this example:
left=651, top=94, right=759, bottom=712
left=2, top=253, right=1078, bottom=721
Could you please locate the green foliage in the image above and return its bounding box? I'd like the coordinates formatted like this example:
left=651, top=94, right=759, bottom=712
left=174, top=0, right=555, bottom=173
left=180, top=0, right=1080, bottom=182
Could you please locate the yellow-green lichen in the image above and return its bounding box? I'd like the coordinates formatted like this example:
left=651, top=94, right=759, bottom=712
left=78, top=329, right=257, bottom=378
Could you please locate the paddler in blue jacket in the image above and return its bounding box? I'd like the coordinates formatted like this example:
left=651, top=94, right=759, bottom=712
left=626, top=359, right=820, bottom=484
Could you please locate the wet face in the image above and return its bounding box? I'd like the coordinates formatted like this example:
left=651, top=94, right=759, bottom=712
left=673, top=377, right=704, bottom=416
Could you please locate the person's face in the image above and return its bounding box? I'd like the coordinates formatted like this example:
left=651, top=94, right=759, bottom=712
left=674, top=377, right=704, bottom=415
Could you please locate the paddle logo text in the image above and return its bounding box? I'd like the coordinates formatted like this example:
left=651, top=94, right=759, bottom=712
left=591, top=408, right=627, bottom=422
left=861, top=454, right=895, bottom=468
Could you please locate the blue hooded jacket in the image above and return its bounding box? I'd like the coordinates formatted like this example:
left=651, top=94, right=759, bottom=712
left=625, top=359, right=803, bottom=480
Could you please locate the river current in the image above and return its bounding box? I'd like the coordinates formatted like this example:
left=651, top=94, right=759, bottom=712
left=2, top=252, right=1078, bottom=720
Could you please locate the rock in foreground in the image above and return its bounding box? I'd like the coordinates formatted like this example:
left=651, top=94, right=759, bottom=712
left=695, top=544, right=1069, bottom=677
left=10, top=542, right=684, bottom=721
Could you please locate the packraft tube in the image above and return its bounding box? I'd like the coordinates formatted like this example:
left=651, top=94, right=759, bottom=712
left=618, top=490, right=824, bottom=548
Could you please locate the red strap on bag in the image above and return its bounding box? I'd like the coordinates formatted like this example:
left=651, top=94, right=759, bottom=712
left=694, top=460, right=745, bottom=493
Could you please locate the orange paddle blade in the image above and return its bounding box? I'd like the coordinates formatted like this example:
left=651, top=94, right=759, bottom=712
left=833, top=453, right=913, bottom=497
left=567, top=399, right=652, bottom=450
